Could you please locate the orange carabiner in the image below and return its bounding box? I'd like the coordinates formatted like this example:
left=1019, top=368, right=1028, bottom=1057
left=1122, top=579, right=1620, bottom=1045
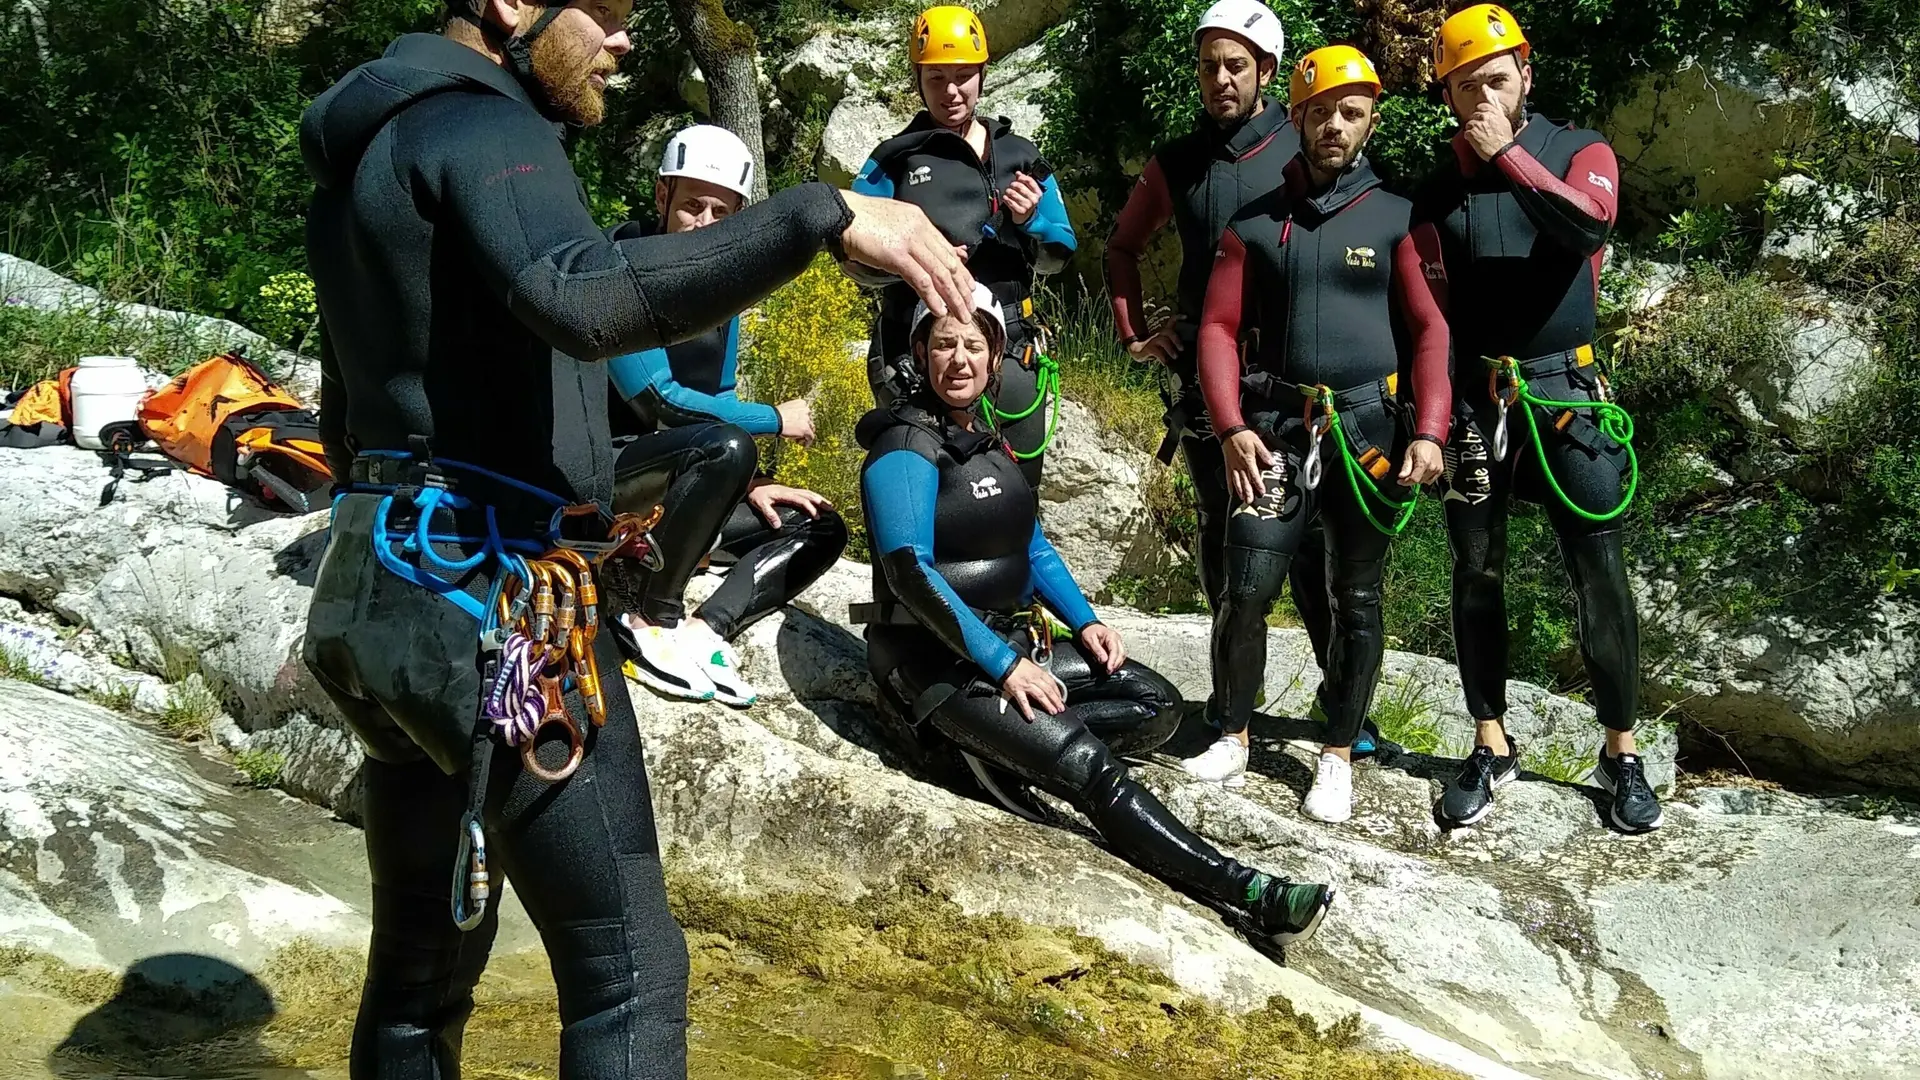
left=547, top=549, right=598, bottom=635
left=521, top=676, right=585, bottom=783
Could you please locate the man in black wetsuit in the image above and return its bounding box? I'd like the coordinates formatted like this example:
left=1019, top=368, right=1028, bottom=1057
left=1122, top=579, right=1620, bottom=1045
left=603, top=125, right=849, bottom=708
left=1103, top=0, right=1361, bottom=776
left=856, top=283, right=1335, bottom=951
left=299, top=0, right=971, bottom=1075
left=1198, top=45, right=1451, bottom=817
left=1416, top=4, right=1661, bottom=833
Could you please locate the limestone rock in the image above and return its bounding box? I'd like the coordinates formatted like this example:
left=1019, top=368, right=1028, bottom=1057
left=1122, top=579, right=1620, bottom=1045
left=1034, top=398, right=1165, bottom=595
left=777, top=23, right=896, bottom=109
left=818, top=95, right=910, bottom=187
left=1762, top=173, right=1871, bottom=267
left=1720, top=287, right=1878, bottom=445
left=813, top=41, right=1056, bottom=188
left=0, top=680, right=363, bottom=974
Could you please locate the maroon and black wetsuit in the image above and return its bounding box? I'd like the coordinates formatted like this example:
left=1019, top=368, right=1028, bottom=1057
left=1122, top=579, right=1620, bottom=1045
left=1196, top=154, right=1451, bottom=745
left=1414, top=114, right=1639, bottom=733
left=1102, top=99, right=1329, bottom=684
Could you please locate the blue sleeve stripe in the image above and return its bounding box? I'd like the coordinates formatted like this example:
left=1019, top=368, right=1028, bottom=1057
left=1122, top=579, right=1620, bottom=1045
left=1022, top=175, right=1078, bottom=252
left=717, top=318, right=742, bottom=396
left=609, top=332, right=780, bottom=435
left=852, top=159, right=895, bottom=199
left=607, top=348, right=667, bottom=401
left=1027, top=520, right=1098, bottom=630
left=864, top=451, right=1019, bottom=677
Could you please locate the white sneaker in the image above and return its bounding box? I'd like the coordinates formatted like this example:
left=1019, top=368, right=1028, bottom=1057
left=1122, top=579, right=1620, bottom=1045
left=615, top=615, right=716, bottom=702
left=1182, top=735, right=1249, bottom=788
left=1302, top=752, right=1353, bottom=823
left=682, top=619, right=758, bottom=708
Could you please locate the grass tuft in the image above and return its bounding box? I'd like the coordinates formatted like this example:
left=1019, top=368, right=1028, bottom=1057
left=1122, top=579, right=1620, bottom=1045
left=158, top=674, right=220, bottom=741
left=232, top=748, right=287, bottom=789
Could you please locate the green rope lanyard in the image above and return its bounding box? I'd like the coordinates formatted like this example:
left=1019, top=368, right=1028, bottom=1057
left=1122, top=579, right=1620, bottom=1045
left=983, top=349, right=1062, bottom=461
left=1490, top=357, right=1639, bottom=523
left=1305, top=388, right=1419, bottom=537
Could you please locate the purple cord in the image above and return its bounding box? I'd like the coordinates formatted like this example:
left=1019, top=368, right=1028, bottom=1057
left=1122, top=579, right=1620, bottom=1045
left=482, top=633, right=544, bottom=745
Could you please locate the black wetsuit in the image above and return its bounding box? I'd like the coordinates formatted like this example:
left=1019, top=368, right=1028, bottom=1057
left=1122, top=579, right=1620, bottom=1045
left=604, top=318, right=847, bottom=635
left=1197, top=156, right=1452, bottom=745
left=855, top=397, right=1272, bottom=909
left=851, top=113, right=1076, bottom=486
left=1102, top=99, right=1333, bottom=703
left=299, top=32, right=853, bottom=1080
left=1413, top=117, right=1638, bottom=733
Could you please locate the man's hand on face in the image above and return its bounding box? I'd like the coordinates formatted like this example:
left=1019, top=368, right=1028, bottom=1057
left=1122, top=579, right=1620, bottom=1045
left=1462, top=100, right=1516, bottom=161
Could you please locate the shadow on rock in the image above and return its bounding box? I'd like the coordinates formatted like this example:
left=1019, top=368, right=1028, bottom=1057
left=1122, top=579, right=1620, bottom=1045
left=49, top=953, right=299, bottom=1079
left=272, top=527, right=330, bottom=588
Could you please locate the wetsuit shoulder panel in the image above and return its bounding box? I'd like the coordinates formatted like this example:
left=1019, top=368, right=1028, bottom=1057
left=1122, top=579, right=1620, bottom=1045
left=607, top=319, right=780, bottom=435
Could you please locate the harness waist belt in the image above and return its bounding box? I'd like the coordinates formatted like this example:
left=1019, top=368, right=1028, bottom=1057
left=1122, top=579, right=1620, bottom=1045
left=850, top=600, right=1033, bottom=633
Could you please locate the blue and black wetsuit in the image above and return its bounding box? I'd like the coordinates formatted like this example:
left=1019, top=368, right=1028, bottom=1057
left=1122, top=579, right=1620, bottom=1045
left=850, top=113, right=1075, bottom=485
left=854, top=397, right=1277, bottom=907
left=299, top=32, right=856, bottom=1080
left=605, top=316, right=847, bottom=637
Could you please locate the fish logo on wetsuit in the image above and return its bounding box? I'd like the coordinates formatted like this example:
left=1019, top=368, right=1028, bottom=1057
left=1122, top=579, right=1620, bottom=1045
left=971, top=476, right=1003, bottom=500
left=908, top=165, right=933, bottom=186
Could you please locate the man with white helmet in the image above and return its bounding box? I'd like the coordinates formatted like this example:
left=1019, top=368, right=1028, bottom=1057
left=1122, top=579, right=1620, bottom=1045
left=1106, top=0, right=1360, bottom=778
left=602, top=124, right=849, bottom=708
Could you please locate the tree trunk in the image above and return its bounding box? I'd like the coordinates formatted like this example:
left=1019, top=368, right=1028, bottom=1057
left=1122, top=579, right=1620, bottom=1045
left=664, top=0, right=769, bottom=201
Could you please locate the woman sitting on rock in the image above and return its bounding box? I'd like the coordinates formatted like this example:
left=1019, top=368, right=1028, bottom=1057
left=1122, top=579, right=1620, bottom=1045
left=854, top=283, right=1335, bottom=950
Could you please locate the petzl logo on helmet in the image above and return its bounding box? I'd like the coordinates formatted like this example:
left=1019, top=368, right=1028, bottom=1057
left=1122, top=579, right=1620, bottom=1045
left=1302, top=60, right=1317, bottom=85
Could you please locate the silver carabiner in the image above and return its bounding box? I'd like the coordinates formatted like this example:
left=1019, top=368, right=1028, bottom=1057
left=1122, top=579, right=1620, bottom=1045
left=1492, top=400, right=1511, bottom=463
left=1302, top=418, right=1328, bottom=491
left=450, top=814, right=490, bottom=932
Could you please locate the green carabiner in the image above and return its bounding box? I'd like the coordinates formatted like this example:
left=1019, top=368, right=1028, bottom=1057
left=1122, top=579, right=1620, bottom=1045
left=1490, top=356, right=1639, bottom=524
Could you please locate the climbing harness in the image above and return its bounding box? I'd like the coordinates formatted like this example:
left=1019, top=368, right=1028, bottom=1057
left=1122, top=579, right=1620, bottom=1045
left=342, top=446, right=665, bottom=930
left=982, top=332, right=1062, bottom=461
left=1486, top=353, right=1639, bottom=523
left=1297, top=383, right=1420, bottom=537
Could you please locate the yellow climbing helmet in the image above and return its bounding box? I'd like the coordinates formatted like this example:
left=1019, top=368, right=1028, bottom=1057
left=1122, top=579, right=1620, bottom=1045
left=911, top=5, right=989, bottom=65
left=1290, top=45, right=1382, bottom=109
left=1432, top=3, right=1530, bottom=83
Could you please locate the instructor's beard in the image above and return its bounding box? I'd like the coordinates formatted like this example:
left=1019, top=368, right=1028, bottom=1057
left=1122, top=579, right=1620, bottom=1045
left=531, top=25, right=617, bottom=126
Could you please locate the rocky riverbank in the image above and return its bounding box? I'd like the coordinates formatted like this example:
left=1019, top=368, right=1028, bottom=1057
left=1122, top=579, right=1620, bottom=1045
left=1, top=445, right=1916, bottom=1078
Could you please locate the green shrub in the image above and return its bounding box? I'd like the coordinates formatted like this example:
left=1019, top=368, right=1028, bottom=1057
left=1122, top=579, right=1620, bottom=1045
left=159, top=674, right=221, bottom=741
left=738, top=254, right=876, bottom=554
left=85, top=681, right=141, bottom=715
left=233, top=748, right=288, bottom=789
left=0, top=300, right=261, bottom=391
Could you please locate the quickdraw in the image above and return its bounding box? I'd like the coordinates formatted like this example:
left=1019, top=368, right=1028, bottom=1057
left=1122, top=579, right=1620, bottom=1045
left=982, top=333, right=1063, bottom=462
left=1299, top=383, right=1420, bottom=537
left=1485, top=356, right=1639, bottom=523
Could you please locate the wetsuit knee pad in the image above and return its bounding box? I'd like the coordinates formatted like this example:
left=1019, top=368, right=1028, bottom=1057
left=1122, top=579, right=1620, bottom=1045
left=1052, top=726, right=1131, bottom=802
left=1328, top=559, right=1384, bottom=623
left=1220, top=546, right=1291, bottom=613
left=807, top=505, right=851, bottom=553
left=701, top=422, right=759, bottom=485
left=1448, top=524, right=1507, bottom=594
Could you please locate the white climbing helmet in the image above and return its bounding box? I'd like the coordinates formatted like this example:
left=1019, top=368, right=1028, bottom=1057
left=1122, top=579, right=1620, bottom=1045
left=1193, top=0, right=1286, bottom=59
left=658, top=124, right=756, bottom=201
left=911, top=281, right=1007, bottom=348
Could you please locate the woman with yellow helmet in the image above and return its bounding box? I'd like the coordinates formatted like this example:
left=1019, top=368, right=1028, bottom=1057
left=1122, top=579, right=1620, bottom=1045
left=847, top=5, right=1077, bottom=486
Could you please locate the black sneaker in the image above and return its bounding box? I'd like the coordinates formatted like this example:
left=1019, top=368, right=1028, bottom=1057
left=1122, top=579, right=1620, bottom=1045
left=1594, top=750, right=1665, bottom=832
left=1436, top=739, right=1522, bottom=827
left=1237, top=873, right=1335, bottom=948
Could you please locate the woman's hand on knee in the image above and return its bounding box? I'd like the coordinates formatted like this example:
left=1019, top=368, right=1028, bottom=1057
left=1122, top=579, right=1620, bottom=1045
left=1077, top=622, right=1125, bottom=674
left=1001, top=658, right=1066, bottom=722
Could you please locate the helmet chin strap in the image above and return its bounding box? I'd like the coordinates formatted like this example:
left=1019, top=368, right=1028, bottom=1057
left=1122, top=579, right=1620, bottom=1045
left=453, top=1, right=571, bottom=110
